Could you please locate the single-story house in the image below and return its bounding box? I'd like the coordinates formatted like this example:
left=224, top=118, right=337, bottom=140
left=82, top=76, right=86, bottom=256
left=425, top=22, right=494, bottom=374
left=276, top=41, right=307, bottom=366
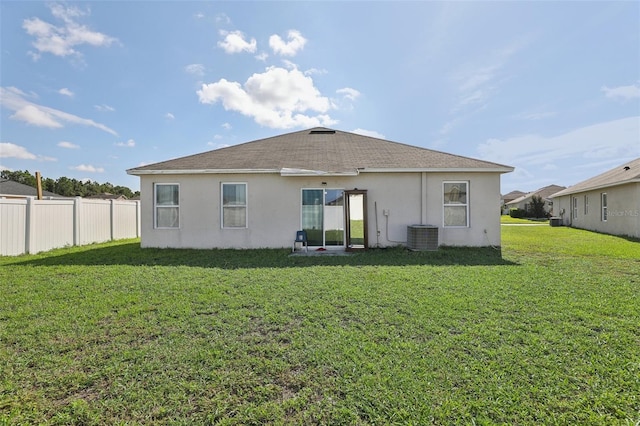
left=501, top=190, right=525, bottom=215
left=85, top=193, right=128, bottom=200
left=549, top=158, right=640, bottom=238
left=505, top=184, right=565, bottom=217
left=0, top=179, right=62, bottom=199
left=126, top=127, right=514, bottom=250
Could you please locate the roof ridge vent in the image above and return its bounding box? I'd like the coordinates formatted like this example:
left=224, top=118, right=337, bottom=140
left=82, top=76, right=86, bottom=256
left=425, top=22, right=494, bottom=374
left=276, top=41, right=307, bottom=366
left=309, top=129, right=336, bottom=135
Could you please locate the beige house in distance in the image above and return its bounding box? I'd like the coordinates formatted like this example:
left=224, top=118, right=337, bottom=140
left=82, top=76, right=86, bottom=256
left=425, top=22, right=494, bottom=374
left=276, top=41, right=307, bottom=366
left=127, top=128, right=513, bottom=250
left=549, top=158, right=640, bottom=238
left=505, top=184, right=565, bottom=217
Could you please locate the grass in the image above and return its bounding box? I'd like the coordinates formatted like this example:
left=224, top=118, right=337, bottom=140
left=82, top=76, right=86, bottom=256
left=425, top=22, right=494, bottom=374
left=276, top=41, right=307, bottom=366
left=1, top=225, right=639, bottom=424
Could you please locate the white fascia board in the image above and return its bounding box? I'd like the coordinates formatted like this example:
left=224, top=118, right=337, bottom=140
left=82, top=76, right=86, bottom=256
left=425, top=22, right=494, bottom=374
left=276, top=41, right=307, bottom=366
left=280, top=168, right=359, bottom=176
left=126, top=168, right=278, bottom=176
left=360, top=167, right=515, bottom=173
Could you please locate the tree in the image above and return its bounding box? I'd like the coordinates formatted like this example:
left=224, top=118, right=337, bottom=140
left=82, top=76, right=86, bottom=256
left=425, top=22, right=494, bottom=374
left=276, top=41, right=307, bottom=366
left=528, top=195, right=547, bottom=218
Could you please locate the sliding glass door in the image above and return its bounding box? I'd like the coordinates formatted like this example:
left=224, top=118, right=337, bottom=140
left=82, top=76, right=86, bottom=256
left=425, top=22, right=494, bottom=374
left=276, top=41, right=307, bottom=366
left=301, top=189, right=344, bottom=247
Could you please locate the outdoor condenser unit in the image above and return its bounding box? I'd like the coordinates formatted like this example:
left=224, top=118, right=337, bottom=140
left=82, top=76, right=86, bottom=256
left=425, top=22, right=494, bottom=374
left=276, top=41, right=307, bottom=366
left=407, top=225, right=439, bottom=251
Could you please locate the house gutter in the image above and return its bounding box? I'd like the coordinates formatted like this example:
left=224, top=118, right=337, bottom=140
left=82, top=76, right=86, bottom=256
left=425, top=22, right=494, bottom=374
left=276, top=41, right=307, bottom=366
left=127, top=168, right=361, bottom=177
left=360, top=167, right=514, bottom=173
left=127, top=168, right=279, bottom=176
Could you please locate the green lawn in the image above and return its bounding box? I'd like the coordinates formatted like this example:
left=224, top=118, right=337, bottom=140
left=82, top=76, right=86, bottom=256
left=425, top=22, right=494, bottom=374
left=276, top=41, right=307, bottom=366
left=1, top=225, right=639, bottom=425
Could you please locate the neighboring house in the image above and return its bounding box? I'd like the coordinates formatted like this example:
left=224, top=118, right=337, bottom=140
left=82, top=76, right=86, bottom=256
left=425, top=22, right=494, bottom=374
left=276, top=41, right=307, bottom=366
left=85, top=193, right=128, bottom=200
left=505, top=184, right=565, bottom=217
left=549, top=158, right=640, bottom=238
left=501, top=190, right=525, bottom=215
left=0, top=179, right=62, bottom=199
left=127, top=127, right=514, bottom=250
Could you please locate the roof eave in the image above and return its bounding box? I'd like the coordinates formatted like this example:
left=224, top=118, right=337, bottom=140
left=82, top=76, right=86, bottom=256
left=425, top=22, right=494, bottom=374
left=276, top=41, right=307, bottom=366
left=127, top=168, right=279, bottom=176
left=360, top=167, right=514, bottom=173
left=549, top=178, right=640, bottom=198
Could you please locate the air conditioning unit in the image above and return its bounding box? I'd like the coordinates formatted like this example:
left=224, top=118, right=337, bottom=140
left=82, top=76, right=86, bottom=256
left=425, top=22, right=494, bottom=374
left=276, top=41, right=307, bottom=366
left=407, top=225, right=439, bottom=251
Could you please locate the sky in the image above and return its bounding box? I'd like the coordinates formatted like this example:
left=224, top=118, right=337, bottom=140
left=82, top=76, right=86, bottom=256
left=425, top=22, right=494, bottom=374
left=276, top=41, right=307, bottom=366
left=1, top=1, right=639, bottom=194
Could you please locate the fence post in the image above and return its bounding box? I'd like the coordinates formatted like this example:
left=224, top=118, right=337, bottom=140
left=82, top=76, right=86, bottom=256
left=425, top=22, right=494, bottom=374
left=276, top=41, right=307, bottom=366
left=74, top=197, right=81, bottom=246
left=25, top=197, right=35, bottom=254
left=110, top=199, right=116, bottom=241
left=136, top=200, right=141, bottom=238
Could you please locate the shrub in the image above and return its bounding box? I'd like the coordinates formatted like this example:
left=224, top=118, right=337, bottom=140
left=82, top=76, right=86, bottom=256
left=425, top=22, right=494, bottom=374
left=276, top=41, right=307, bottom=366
left=509, top=208, right=525, bottom=218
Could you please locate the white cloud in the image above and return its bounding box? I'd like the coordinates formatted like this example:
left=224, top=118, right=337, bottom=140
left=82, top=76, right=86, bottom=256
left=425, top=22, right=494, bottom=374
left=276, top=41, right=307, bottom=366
left=222, top=122, right=232, bottom=130
left=269, top=30, right=307, bottom=57
left=478, top=116, right=640, bottom=168
left=194, top=12, right=204, bottom=19
left=185, top=63, right=204, bottom=76
left=0, top=142, right=37, bottom=159
left=58, top=87, right=74, bottom=97
left=0, top=87, right=117, bottom=135
left=217, top=30, right=257, bottom=54
left=22, top=3, right=117, bottom=61
left=58, top=141, right=79, bottom=149
left=305, top=68, right=327, bottom=76
left=451, top=38, right=529, bottom=112
left=601, top=82, right=640, bottom=100
left=0, top=164, right=12, bottom=171
left=0, top=142, right=57, bottom=161
left=10, top=105, right=63, bottom=128
left=94, top=104, right=115, bottom=112
left=215, top=13, right=231, bottom=25
left=165, top=113, right=175, bottom=120
left=255, top=52, right=269, bottom=62
left=337, top=88, right=361, bottom=101
left=71, top=164, right=104, bottom=173
left=352, top=129, right=385, bottom=139
left=115, top=139, right=135, bottom=148
left=197, top=66, right=337, bottom=129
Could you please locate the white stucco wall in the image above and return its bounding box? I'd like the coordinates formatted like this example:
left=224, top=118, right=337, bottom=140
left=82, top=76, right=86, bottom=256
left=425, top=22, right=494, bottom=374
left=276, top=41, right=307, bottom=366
left=137, top=171, right=504, bottom=249
left=553, top=182, right=640, bottom=238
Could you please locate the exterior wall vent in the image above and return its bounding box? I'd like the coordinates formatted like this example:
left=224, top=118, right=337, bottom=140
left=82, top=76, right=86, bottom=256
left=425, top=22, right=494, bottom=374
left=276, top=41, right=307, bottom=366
left=406, top=225, right=439, bottom=251
left=309, top=130, right=336, bottom=135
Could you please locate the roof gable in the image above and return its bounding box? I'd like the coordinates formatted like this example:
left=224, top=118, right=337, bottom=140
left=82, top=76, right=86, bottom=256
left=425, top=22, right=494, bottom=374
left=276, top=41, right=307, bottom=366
left=128, top=127, right=513, bottom=176
left=550, top=158, right=640, bottom=197
left=506, top=184, right=566, bottom=205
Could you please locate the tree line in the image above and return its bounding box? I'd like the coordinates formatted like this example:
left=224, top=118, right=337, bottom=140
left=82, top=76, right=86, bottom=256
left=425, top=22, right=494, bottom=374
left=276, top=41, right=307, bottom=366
left=1, top=170, right=139, bottom=199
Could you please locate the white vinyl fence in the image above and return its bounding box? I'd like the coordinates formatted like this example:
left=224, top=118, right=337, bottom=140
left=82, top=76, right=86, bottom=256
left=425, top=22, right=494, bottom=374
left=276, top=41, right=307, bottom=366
left=0, top=197, right=140, bottom=256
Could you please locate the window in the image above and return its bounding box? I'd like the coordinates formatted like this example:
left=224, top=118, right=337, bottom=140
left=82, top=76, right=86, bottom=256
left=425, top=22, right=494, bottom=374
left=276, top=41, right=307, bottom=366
left=154, top=184, right=179, bottom=228
left=584, top=195, right=589, bottom=215
left=443, top=181, right=469, bottom=227
left=572, top=197, right=578, bottom=220
left=601, top=193, right=607, bottom=222
left=222, top=183, right=247, bottom=228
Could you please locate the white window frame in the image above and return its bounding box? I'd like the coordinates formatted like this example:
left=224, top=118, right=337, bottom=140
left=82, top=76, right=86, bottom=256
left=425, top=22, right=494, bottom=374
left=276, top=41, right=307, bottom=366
left=572, top=197, right=578, bottom=220
left=154, top=183, right=180, bottom=229
left=601, top=192, right=607, bottom=222
left=584, top=195, right=589, bottom=215
left=221, top=182, right=248, bottom=229
left=443, top=181, right=469, bottom=228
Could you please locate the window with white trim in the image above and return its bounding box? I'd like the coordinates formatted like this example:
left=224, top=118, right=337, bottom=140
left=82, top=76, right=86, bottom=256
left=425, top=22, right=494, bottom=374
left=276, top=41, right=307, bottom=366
left=572, top=197, right=578, bottom=220
left=601, top=192, right=607, bottom=222
left=584, top=195, right=589, bottom=215
left=222, top=183, right=247, bottom=228
left=154, top=183, right=179, bottom=228
left=443, top=181, right=469, bottom=227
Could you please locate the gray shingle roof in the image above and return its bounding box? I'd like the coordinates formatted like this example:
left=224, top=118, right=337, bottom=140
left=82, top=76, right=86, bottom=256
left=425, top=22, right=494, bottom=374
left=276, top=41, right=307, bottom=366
left=550, top=158, right=640, bottom=198
left=127, top=127, right=513, bottom=175
left=506, top=184, right=566, bottom=205
left=0, top=179, right=61, bottom=197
